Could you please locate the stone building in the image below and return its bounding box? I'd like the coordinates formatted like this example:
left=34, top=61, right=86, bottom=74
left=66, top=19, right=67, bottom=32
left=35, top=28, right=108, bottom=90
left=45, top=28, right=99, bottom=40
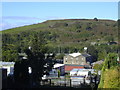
left=64, top=52, right=92, bottom=65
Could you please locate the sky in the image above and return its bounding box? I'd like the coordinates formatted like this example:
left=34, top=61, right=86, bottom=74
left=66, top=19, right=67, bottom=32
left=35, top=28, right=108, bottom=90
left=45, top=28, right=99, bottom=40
left=1, top=2, right=118, bottom=30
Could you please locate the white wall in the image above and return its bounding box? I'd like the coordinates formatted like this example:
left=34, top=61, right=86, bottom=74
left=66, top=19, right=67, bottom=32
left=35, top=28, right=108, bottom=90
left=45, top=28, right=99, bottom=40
left=2, top=66, right=14, bottom=76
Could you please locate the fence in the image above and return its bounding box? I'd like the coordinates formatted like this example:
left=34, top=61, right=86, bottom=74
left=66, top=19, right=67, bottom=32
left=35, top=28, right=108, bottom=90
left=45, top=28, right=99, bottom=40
left=40, top=76, right=93, bottom=88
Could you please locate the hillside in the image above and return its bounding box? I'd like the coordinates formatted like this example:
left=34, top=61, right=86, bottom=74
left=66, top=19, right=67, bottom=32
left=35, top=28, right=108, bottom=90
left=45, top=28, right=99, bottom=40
left=2, top=19, right=118, bottom=46
left=2, top=18, right=118, bottom=62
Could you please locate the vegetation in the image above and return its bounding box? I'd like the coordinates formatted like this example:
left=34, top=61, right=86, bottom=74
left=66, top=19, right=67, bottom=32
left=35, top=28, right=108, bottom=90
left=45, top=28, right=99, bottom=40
left=98, top=53, right=120, bottom=88
left=14, top=58, right=29, bottom=87
left=55, top=53, right=65, bottom=59
left=1, top=18, right=119, bottom=89
left=1, top=19, right=118, bottom=62
left=93, top=64, right=103, bottom=70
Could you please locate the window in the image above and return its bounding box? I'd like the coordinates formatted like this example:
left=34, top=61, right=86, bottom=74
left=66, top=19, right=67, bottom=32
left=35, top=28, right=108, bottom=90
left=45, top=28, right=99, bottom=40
left=72, top=61, right=74, bottom=64
left=76, top=58, right=78, bottom=60
left=82, top=57, right=84, bottom=60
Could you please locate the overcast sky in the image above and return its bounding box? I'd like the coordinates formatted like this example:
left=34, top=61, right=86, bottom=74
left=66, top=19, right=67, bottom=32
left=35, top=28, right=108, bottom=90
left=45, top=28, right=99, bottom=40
left=1, top=2, right=118, bottom=30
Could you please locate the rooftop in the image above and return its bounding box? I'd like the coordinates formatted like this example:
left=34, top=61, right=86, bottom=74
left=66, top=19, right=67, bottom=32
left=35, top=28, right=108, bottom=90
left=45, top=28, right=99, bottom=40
left=0, top=61, right=15, bottom=67
left=65, top=65, right=84, bottom=71
left=53, top=63, right=64, bottom=68
left=69, top=53, right=81, bottom=57
left=68, top=52, right=91, bottom=57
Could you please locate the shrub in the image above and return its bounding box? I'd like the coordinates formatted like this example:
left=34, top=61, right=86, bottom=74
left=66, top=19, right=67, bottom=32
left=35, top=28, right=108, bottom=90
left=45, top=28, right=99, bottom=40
left=93, top=64, right=103, bottom=70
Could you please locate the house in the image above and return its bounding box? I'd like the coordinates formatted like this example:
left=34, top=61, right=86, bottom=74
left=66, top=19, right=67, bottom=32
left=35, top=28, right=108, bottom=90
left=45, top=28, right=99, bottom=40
left=64, top=52, right=93, bottom=65
left=48, top=69, right=58, bottom=78
left=0, top=62, right=15, bottom=76
left=53, top=63, right=65, bottom=75
left=91, top=60, right=104, bottom=68
left=70, top=68, right=91, bottom=77
left=70, top=68, right=92, bottom=85
left=42, top=64, right=65, bottom=79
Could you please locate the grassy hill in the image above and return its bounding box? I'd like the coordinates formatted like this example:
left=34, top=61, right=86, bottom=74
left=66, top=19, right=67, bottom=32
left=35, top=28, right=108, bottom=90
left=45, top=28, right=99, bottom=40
left=2, top=19, right=118, bottom=47
left=1, top=18, right=118, bottom=62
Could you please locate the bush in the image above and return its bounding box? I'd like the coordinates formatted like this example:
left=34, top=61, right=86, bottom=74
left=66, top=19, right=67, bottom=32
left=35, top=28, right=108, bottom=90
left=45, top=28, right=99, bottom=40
left=55, top=53, right=65, bottom=59
left=98, top=53, right=120, bottom=88
left=101, top=68, right=120, bottom=88
left=93, top=64, right=103, bottom=70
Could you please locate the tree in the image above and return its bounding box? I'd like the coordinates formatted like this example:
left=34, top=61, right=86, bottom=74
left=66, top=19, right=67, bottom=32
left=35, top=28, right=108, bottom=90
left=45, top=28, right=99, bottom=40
left=25, top=48, right=45, bottom=86
left=87, top=46, right=98, bottom=62
left=14, top=58, right=29, bottom=88
left=98, top=50, right=107, bottom=60
left=29, top=33, right=46, bottom=53
left=102, top=53, right=118, bottom=71
left=55, top=53, right=65, bottom=59
left=2, top=44, right=18, bottom=62
left=98, top=53, right=120, bottom=88
left=44, top=54, right=54, bottom=75
left=24, top=32, right=54, bottom=86
left=104, top=36, right=114, bottom=43
left=93, top=64, right=103, bottom=70
left=94, top=17, right=98, bottom=21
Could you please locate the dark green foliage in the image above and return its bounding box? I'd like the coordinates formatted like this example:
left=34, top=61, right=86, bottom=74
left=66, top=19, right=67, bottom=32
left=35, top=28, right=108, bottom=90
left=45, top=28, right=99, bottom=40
left=87, top=46, right=98, bottom=62
left=94, top=18, right=98, bottom=21
left=55, top=53, right=65, bottom=59
left=2, top=44, right=18, bottom=62
left=25, top=48, right=54, bottom=85
left=104, top=36, right=114, bottom=42
left=25, top=49, right=45, bottom=84
left=45, top=54, right=54, bottom=74
left=97, top=50, right=107, bottom=60
left=53, top=22, right=68, bottom=27
left=86, top=26, right=92, bottom=31
left=93, top=64, right=103, bottom=70
left=58, top=70, right=60, bottom=78
left=98, top=53, right=120, bottom=88
left=102, top=53, right=118, bottom=70
left=14, top=59, right=29, bottom=85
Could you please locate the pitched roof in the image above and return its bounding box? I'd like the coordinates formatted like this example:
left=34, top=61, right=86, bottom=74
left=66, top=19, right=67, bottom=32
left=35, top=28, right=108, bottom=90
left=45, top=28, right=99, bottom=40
left=68, top=52, right=91, bottom=58
left=69, top=53, right=81, bottom=57
left=82, top=53, right=91, bottom=57
left=53, top=63, right=64, bottom=68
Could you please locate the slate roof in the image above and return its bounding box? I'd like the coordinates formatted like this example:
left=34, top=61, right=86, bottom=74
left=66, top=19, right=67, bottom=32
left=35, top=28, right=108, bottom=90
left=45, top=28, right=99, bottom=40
left=82, top=53, right=91, bottom=57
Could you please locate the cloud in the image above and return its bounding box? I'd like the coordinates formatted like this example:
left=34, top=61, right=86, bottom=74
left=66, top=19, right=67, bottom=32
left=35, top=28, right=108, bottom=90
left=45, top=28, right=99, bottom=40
left=0, top=21, right=39, bottom=31
left=2, top=16, right=41, bottom=21
left=0, top=16, right=66, bottom=31
left=0, top=21, right=18, bottom=30
left=0, top=16, right=42, bottom=31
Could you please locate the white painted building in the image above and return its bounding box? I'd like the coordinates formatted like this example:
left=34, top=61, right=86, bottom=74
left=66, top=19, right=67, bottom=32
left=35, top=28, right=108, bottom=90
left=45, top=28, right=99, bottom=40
left=53, top=63, right=65, bottom=75
left=70, top=68, right=95, bottom=85
left=0, top=62, right=15, bottom=76
left=70, top=68, right=92, bottom=77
